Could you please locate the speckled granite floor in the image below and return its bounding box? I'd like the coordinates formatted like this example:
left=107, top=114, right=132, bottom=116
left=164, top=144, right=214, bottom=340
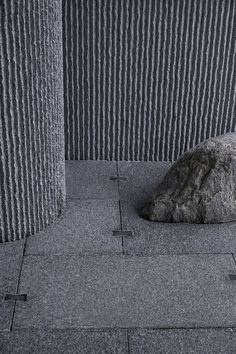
left=1, top=161, right=236, bottom=353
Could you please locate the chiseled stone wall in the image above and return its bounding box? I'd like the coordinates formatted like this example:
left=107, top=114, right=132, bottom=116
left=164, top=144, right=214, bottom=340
left=0, top=0, right=65, bottom=242
left=63, top=0, right=236, bottom=161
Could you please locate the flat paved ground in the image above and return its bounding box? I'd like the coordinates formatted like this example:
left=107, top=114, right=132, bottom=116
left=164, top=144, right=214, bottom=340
left=1, top=161, right=236, bottom=353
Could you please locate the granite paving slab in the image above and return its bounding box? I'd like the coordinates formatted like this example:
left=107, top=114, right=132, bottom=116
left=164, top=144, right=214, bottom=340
left=129, top=328, right=236, bottom=354
left=66, top=161, right=119, bottom=200
left=121, top=202, right=236, bottom=255
left=0, top=244, right=24, bottom=331
left=0, top=332, right=9, bottom=354
left=117, top=161, right=171, bottom=210
left=13, top=254, right=236, bottom=329
left=0, top=239, right=25, bottom=257
left=6, top=329, right=128, bottom=354
left=26, top=200, right=122, bottom=256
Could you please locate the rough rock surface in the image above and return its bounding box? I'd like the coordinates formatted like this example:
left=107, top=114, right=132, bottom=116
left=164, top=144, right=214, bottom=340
left=141, top=133, right=236, bottom=224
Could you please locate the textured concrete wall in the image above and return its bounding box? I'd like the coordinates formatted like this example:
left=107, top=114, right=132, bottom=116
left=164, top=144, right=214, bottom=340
left=63, top=0, right=236, bottom=161
left=0, top=0, right=65, bottom=242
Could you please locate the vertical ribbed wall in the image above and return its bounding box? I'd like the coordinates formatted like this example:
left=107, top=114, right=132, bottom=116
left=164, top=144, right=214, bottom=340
left=63, top=0, right=236, bottom=161
left=0, top=0, right=65, bottom=242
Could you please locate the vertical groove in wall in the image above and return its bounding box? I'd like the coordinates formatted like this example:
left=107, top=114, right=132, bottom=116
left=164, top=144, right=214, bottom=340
left=63, top=0, right=236, bottom=161
left=0, top=0, right=65, bottom=242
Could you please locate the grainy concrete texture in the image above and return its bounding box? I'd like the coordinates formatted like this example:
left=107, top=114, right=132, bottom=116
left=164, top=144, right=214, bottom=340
left=66, top=161, right=119, bottom=200
left=5, top=329, right=128, bottom=354
left=0, top=0, right=65, bottom=242
left=25, top=199, right=122, bottom=256
left=0, top=244, right=23, bottom=331
left=13, top=254, right=236, bottom=329
left=0, top=161, right=236, bottom=354
left=129, top=328, right=236, bottom=354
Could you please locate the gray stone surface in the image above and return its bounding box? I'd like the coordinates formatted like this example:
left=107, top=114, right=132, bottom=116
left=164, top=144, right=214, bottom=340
left=66, top=161, right=119, bottom=200
left=13, top=254, right=236, bottom=328
left=0, top=332, right=9, bottom=354
left=0, top=240, right=25, bottom=257
left=118, top=162, right=171, bottom=211
left=142, top=133, right=236, bottom=223
left=6, top=329, right=127, bottom=354
left=121, top=202, right=236, bottom=255
left=26, top=200, right=122, bottom=256
left=0, top=247, right=23, bottom=331
left=63, top=0, right=236, bottom=163
left=0, top=0, right=65, bottom=242
left=129, top=328, right=236, bottom=354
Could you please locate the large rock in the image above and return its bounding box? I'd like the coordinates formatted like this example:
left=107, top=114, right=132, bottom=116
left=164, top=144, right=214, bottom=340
left=141, top=133, right=236, bottom=224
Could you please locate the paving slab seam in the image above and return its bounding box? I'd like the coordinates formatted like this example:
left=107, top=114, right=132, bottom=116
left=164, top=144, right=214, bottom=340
left=20, top=252, right=235, bottom=259
left=24, top=251, right=124, bottom=257
left=117, top=161, right=125, bottom=255
left=125, top=325, right=236, bottom=330
left=126, top=326, right=236, bottom=331
left=122, top=252, right=234, bottom=257
left=10, top=239, right=27, bottom=332
left=126, top=329, right=131, bottom=354
left=232, top=253, right=236, bottom=268
left=9, top=327, right=128, bottom=333
left=9, top=326, right=130, bottom=331
left=22, top=251, right=234, bottom=257
left=118, top=200, right=125, bottom=255
left=11, top=325, right=236, bottom=331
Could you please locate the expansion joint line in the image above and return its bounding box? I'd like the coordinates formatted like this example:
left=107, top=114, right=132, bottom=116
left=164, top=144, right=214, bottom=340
left=10, top=238, right=27, bottom=332
left=232, top=253, right=236, bottom=268
left=116, top=161, right=125, bottom=254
